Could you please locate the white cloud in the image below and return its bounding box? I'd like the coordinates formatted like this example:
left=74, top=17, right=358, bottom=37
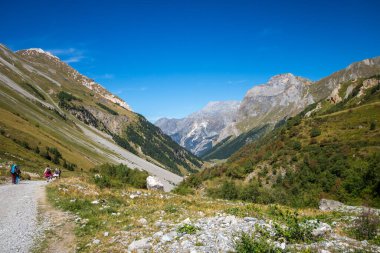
left=47, top=47, right=85, bottom=63
left=63, top=56, right=84, bottom=63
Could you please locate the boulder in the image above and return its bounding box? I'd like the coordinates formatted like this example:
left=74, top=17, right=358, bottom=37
left=319, top=199, right=344, bottom=211
left=138, top=218, right=148, bottom=225
left=146, top=176, right=164, bottom=191
left=312, top=222, right=332, bottom=237
left=128, top=237, right=152, bottom=251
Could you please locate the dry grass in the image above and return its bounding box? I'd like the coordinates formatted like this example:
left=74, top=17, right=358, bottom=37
left=46, top=177, right=342, bottom=252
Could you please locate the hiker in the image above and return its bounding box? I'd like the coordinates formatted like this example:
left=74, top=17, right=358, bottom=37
left=44, top=165, right=53, bottom=182
left=10, top=164, right=18, bottom=184
left=15, top=166, right=21, bottom=184
left=53, top=168, right=61, bottom=179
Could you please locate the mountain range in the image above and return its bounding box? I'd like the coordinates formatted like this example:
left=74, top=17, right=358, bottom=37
left=156, top=57, right=380, bottom=160
left=177, top=61, right=380, bottom=208
left=0, top=44, right=202, bottom=190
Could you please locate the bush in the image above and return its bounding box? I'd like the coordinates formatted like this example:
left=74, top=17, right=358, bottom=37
left=292, top=141, right=302, bottom=151
left=173, top=184, right=194, bottom=195
left=96, top=103, right=119, bottom=115
left=58, top=91, right=80, bottom=102
left=93, top=174, right=112, bottom=189
left=91, top=163, right=148, bottom=189
left=370, top=121, right=377, bottom=130
left=272, top=211, right=316, bottom=243
left=177, top=224, right=198, bottom=234
left=234, top=233, right=282, bottom=253
left=310, top=128, right=321, bottom=138
left=216, top=180, right=239, bottom=200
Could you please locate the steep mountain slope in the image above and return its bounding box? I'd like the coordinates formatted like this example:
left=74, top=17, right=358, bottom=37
left=214, top=57, right=380, bottom=158
left=311, top=56, right=380, bottom=101
left=158, top=58, right=380, bottom=161
left=157, top=74, right=313, bottom=158
left=0, top=44, right=201, bottom=188
left=177, top=74, right=380, bottom=207
left=233, top=73, right=313, bottom=133
left=202, top=74, right=313, bottom=159
left=155, top=101, right=240, bottom=156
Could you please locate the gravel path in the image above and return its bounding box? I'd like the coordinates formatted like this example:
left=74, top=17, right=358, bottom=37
left=0, top=181, right=46, bottom=253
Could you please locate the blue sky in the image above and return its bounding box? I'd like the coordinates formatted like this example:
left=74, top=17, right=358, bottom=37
left=1, top=0, right=380, bottom=121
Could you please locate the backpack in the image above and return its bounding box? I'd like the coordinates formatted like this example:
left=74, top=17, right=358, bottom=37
left=10, top=164, right=17, bottom=174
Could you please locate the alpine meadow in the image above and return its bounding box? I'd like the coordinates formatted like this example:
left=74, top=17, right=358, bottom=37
left=0, top=1, right=380, bottom=253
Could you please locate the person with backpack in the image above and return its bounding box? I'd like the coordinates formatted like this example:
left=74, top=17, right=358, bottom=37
left=15, top=166, right=21, bottom=184
left=10, top=164, right=17, bottom=184
left=44, top=165, right=53, bottom=182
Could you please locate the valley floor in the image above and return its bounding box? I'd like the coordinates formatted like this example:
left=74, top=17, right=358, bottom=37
left=46, top=178, right=380, bottom=253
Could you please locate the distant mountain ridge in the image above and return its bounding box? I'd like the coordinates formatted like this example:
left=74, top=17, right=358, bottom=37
left=156, top=101, right=240, bottom=156
left=156, top=56, right=380, bottom=159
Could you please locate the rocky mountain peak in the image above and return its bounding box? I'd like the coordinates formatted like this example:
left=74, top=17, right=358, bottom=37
left=17, top=48, right=60, bottom=61
left=15, top=48, right=132, bottom=111
left=247, top=73, right=312, bottom=97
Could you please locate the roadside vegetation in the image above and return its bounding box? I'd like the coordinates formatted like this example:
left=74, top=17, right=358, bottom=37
left=176, top=76, right=380, bottom=208
left=47, top=169, right=379, bottom=252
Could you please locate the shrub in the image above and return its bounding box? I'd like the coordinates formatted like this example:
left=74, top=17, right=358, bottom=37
left=63, top=160, right=77, bottom=171
left=310, top=128, right=321, bottom=137
left=173, top=184, right=194, bottom=195
left=292, top=141, right=302, bottom=151
left=370, top=121, right=377, bottom=130
left=96, top=103, right=119, bottom=115
left=93, top=174, right=112, bottom=189
left=164, top=204, right=179, bottom=213
left=234, top=233, right=282, bottom=253
left=177, top=224, right=198, bottom=234
left=58, top=91, right=80, bottom=102
left=272, top=211, right=316, bottom=243
left=218, top=180, right=239, bottom=200
left=91, top=163, right=148, bottom=189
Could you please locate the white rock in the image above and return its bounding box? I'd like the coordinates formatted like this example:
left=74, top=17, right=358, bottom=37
left=138, top=218, right=148, bottom=225
left=161, top=234, right=173, bottom=243
left=153, top=231, right=164, bottom=238
left=128, top=237, right=152, bottom=251
left=312, top=222, right=332, bottom=237
left=181, top=218, right=191, bottom=225
left=104, top=232, right=109, bottom=237
left=92, top=239, right=100, bottom=244
left=319, top=199, right=344, bottom=211
left=146, top=176, right=164, bottom=191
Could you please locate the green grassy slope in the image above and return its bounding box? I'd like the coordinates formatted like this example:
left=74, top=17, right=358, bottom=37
left=177, top=76, right=380, bottom=208
left=201, top=124, right=272, bottom=160
left=0, top=44, right=201, bottom=176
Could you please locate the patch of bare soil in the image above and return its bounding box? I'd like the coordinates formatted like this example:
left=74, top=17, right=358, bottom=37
left=36, top=184, right=76, bottom=253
